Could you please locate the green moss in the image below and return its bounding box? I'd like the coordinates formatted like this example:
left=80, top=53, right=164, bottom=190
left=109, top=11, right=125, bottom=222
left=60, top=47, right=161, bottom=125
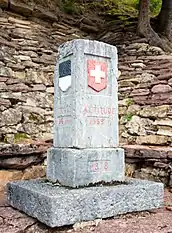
left=14, top=133, right=29, bottom=143
left=126, top=98, right=133, bottom=106
left=124, top=113, right=133, bottom=121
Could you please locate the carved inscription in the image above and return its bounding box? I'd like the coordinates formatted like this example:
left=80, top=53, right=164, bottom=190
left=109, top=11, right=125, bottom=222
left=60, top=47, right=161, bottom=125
left=84, top=105, right=115, bottom=116
left=56, top=117, right=72, bottom=126
left=84, top=104, right=114, bottom=126
left=56, top=104, right=115, bottom=126
left=88, top=160, right=110, bottom=173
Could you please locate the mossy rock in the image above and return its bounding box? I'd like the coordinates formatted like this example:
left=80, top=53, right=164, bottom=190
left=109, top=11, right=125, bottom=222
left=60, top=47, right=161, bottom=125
left=14, top=133, right=30, bottom=143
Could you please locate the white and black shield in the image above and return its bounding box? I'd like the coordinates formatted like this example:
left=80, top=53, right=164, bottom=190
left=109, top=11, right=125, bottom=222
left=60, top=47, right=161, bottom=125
left=59, top=60, right=72, bottom=92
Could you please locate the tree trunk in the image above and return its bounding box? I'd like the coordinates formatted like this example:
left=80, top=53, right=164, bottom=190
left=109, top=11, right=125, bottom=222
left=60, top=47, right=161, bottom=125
left=158, top=0, right=172, bottom=40
left=137, top=0, right=172, bottom=52
left=137, top=0, right=150, bottom=36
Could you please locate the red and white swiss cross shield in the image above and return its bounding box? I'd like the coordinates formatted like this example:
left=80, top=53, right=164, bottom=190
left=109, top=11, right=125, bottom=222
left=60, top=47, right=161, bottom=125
left=87, top=60, right=108, bottom=92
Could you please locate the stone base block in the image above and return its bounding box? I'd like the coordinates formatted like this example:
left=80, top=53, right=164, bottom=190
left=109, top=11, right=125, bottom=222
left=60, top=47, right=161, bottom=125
left=7, top=178, right=164, bottom=228
left=46, top=147, right=125, bottom=187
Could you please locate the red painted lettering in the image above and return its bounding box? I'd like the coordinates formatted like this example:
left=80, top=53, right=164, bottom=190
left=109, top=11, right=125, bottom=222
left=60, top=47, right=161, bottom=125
left=56, top=117, right=71, bottom=126
left=104, top=161, right=109, bottom=171
left=84, top=105, right=115, bottom=116
left=84, top=105, right=88, bottom=115
left=89, top=160, right=110, bottom=173
left=88, top=117, right=105, bottom=125
left=91, top=162, right=99, bottom=172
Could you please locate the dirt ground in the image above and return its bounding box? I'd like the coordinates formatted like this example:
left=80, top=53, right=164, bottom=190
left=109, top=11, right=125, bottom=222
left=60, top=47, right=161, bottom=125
left=0, top=189, right=172, bottom=233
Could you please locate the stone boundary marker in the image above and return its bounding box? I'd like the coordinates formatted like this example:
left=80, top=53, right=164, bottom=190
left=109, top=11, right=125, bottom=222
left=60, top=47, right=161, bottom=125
left=7, top=39, right=164, bottom=227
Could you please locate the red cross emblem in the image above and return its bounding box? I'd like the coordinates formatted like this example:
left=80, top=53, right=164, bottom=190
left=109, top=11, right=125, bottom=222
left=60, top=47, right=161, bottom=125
left=88, top=60, right=107, bottom=92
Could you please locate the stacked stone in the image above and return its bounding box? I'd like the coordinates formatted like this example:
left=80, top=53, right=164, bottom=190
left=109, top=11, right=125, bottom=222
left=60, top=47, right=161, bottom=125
left=124, top=145, right=172, bottom=187
left=115, top=43, right=172, bottom=146
left=114, top=43, right=172, bottom=187
left=0, top=10, right=83, bottom=144
left=0, top=143, right=50, bottom=193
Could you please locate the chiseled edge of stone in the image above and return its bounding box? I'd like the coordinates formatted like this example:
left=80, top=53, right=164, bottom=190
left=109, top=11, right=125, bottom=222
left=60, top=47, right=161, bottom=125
left=7, top=178, right=164, bottom=227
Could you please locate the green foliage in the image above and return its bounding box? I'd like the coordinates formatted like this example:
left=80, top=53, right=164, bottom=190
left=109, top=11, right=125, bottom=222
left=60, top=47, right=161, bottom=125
left=103, top=0, right=139, bottom=16
left=126, top=98, right=133, bottom=106
left=92, top=0, right=162, bottom=16
left=59, top=0, right=80, bottom=14
left=150, top=0, right=162, bottom=16
left=57, top=0, right=162, bottom=16
left=124, top=113, right=133, bottom=121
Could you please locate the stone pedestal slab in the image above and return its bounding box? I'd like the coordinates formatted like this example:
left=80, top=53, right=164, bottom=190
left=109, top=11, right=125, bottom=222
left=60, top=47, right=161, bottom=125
left=7, top=178, right=164, bottom=228
left=47, top=147, right=125, bottom=187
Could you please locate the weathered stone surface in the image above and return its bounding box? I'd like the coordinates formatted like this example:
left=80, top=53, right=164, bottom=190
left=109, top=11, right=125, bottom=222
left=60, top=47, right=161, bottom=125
left=22, top=165, right=45, bottom=180
left=136, top=73, right=156, bottom=83
left=119, top=106, right=127, bottom=115
left=0, top=155, right=45, bottom=169
left=7, top=178, right=164, bottom=227
left=0, top=164, right=46, bottom=193
left=157, top=126, right=172, bottom=137
left=54, top=39, right=118, bottom=148
left=0, top=82, right=7, bottom=91
left=139, top=105, right=169, bottom=118
left=136, top=135, right=168, bottom=145
left=8, top=83, right=30, bottom=92
left=157, top=73, right=172, bottom=80
left=151, top=84, right=172, bottom=94
left=127, top=104, right=140, bottom=115
left=133, top=167, right=168, bottom=184
left=0, top=66, right=13, bottom=76
left=0, top=98, right=11, bottom=106
left=31, top=84, right=46, bottom=91
left=0, top=109, right=22, bottom=127
left=25, top=70, right=52, bottom=85
left=123, top=144, right=172, bottom=159
left=0, top=143, right=49, bottom=157
left=46, top=87, right=54, bottom=93
left=154, top=119, right=172, bottom=127
left=130, top=89, right=150, bottom=96
left=119, top=80, right=135, bottom=88
left=131, top=63, right=145, bottom=68
left=168, top=78, right=172, bottom=86
left=8, top=16, right=31, bottom=25
left=14, top=71, right=26, bottom=79
left=0, top=170, right=23, bottom=193
left=47, top=148, right=125, bottom=187
left=126, top=116, right=153, bottom=136
left=6, top=77, right=23, bottom=84
left=14, top=55, right=32, bottom=61
left=153, top=162, right=168, bottom=169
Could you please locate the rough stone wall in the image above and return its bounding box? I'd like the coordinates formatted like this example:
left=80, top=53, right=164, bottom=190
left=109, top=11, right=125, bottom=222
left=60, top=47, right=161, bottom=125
left=0, top=143, right=49, bottom=193
left=118, top=43, right=172, bottom=146
left=116, top=43, right=172, bottom=187
left=0, top=10, right=85, bottom=144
